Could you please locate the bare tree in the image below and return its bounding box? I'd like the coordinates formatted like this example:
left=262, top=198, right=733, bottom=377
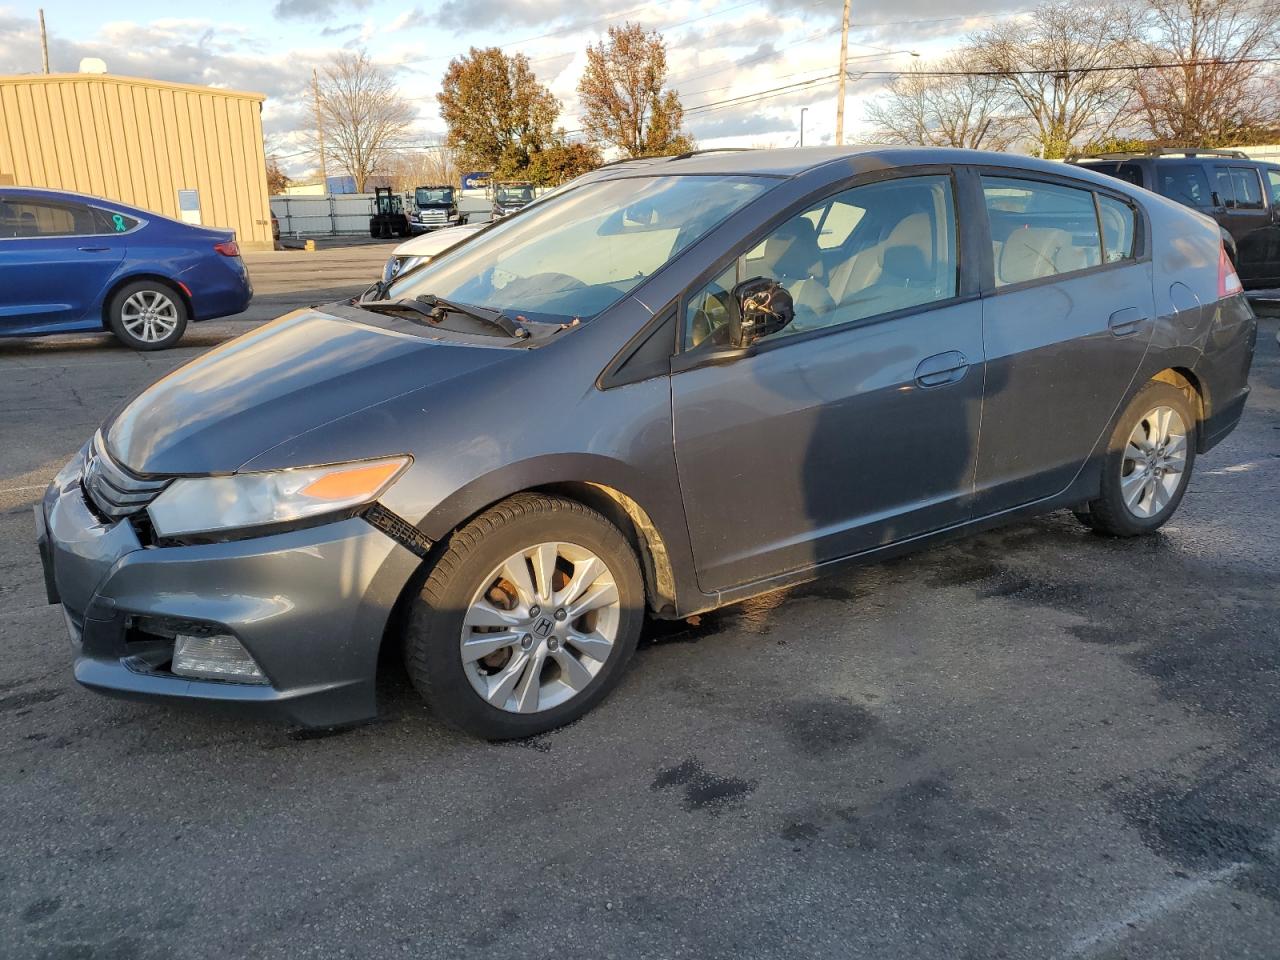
left=316, top=50, right=415, bottom=193
left=386, top=143, right=461, bottom=192
left=865, top=52, right=1018, bottom=150
left=1133, top=0, right=1280, bottom=145
left=970, top=1, right=1140, bottom=157
left=578, top=23, right=693, bottom=158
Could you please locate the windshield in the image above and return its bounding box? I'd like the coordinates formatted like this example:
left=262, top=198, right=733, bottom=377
left=416, top=187, right=454, bottom=205
left=496, top=185, right=535, bottom=204
left=387, top=175, right=773, bottom=324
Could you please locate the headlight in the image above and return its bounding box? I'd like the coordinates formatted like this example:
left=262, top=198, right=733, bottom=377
left=147, top=457, right=410, bottom=539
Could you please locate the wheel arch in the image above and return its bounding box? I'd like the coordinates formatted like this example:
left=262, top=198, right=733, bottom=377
left=100, top=273, right=191, bottom=330
left=531, top=481, right=679, bottom=617
left=1150, top=366, right=1209, bottom=444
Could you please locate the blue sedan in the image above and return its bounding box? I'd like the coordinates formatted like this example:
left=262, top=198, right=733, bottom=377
left=0, top=187, right=252, bottom=350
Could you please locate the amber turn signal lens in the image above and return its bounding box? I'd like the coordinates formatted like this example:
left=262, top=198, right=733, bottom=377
left=300, top=460, right=406, bottom=501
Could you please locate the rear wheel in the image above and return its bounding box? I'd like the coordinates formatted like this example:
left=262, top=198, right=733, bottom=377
left=1078, top=381, right=1196, bottom=536
left=107, top=281, right=188, bottom=350
left=405, top=493, right=644, bottom=739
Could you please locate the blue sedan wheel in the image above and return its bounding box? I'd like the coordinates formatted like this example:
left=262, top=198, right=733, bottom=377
left=107, top=281, right=188, bottom=350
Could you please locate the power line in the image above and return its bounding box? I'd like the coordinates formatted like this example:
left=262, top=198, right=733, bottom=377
left=847, top=55, right=1280, bottom=79
left=683, top=74, right=840, bottom=116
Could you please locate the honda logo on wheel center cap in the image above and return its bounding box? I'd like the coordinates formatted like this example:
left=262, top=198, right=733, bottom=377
left=532, top=617, right=554, bottom=638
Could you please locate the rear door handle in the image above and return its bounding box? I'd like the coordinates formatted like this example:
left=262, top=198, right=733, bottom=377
left=77, top=246, right=110, bottom=253
left=914, top=351, right=969, bottom=388
left=1108, top=307, right=1147, bottom=337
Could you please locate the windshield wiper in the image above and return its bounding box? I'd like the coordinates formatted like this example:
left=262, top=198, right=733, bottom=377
left=357, top=296, right=529, bottom=339
left=415, top=294, right=530, bottom=339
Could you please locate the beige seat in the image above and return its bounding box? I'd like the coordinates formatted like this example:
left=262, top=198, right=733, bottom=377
left=828, top=212, right=932, bottom=304
left=997, top=227, right=1075, bottom=285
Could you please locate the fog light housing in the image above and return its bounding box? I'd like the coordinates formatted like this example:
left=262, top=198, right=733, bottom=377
left=171, top=633, right=269, bottom=684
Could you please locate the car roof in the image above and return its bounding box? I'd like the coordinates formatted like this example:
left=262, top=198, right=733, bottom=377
left=0, top=184, right=144, bottom=211
left=1076, top=155, right=1267, bottom=167
left=592, top=145, right=1111, bottom=181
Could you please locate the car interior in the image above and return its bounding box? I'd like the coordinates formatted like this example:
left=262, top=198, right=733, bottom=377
left=687, top=176, right=959, bottom=348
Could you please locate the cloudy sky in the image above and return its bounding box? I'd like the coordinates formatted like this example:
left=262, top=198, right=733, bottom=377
left=0, top=0, right=1029, bottom=174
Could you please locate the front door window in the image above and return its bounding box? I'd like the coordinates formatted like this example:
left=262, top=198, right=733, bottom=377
left=683, top=175, right=958, bottom=350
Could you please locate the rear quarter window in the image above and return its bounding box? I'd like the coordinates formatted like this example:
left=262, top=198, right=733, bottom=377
left=95, top=209, right=139, bottom=234
left=1097, top=195, right=1138, bottom=263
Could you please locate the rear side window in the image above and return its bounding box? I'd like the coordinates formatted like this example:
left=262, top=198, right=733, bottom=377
left=0, top=199, right=99, bottom=238
left=982, top=177, right=1102, bottom=286
left=1158, top=166, right=1212, bottom=207
left=1097, top=195, right=1137, bottom=263
left=1213, top=165, right=1265, bottom=210
left=1232, top=167, right=1264, bottom=209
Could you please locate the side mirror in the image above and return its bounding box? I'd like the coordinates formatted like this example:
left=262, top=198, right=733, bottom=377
left=730, top=277, right=794, bottom=348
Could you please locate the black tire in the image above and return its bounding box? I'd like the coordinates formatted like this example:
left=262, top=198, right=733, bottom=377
left=405, top=493, right=645, bottom=740
left=106, top=280, right=188, bottom=350
left=1079, top=380, right=1197, bottom=537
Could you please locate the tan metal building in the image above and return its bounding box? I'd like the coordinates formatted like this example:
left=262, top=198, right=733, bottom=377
left=0, top=73, right=273, bottom=250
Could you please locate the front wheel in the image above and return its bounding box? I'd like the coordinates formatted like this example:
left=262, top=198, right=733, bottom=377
left=405, top=493, right=645, bottom=739
left=1078, top=380, right=1197, bottom=536
left=107, top=281, right=188, bottom=350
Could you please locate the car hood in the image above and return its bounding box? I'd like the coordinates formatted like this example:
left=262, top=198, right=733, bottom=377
left=105, top=308, right=515, bottom=475
left=393, top=223, right=483, bottom=257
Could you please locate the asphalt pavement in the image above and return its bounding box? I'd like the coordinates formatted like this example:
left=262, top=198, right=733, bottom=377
left=1, top=248, right=1278, bottom=959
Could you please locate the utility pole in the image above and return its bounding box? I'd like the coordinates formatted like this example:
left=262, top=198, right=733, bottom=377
left=834, top=0, right=851, bottom=145
left=312, top=68, right=328, bottom=192
left=38, top=8, right=50, bottom=74
left=799, top=107, right=808, bottom=147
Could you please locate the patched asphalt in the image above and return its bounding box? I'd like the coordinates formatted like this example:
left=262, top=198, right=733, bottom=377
left=1, top=248, right=1277, bottom=959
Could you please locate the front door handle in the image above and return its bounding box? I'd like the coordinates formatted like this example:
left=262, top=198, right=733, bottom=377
left=914, top=351, right=969, bottom=388
left=78, top=246, right=110, bottom=253
left=1108, top=307, right=1147, bottom=337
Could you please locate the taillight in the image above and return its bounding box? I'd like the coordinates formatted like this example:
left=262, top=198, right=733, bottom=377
left=1219, top=244, right=1242, bottom=298
left=214, top=240, right=240, bottom=258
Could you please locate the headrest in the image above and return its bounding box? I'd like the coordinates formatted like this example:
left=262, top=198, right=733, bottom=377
left=764, top=216, right=822, bottom=279
left=880, top=244, right=932, bottom=283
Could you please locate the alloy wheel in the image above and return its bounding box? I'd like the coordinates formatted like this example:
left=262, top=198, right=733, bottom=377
left=1120, top=405, right=1188, bottom=519
left=120, top=290, right=179, bottom=343
left=460, top=541, right=620, bottom=714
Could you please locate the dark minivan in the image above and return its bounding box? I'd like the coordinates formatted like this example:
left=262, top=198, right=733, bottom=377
left=38, top=147, right=1257, bottom=739
left=1071, top=148, right=1280, bottom=291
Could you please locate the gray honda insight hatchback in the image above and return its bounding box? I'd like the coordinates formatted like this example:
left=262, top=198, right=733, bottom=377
left=36, top=147, right=1257, bottom=739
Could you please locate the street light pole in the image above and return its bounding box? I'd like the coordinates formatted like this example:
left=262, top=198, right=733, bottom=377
left=835, top=0, right=851, bottom=145
left=799, top=107, right=808, bottom=147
